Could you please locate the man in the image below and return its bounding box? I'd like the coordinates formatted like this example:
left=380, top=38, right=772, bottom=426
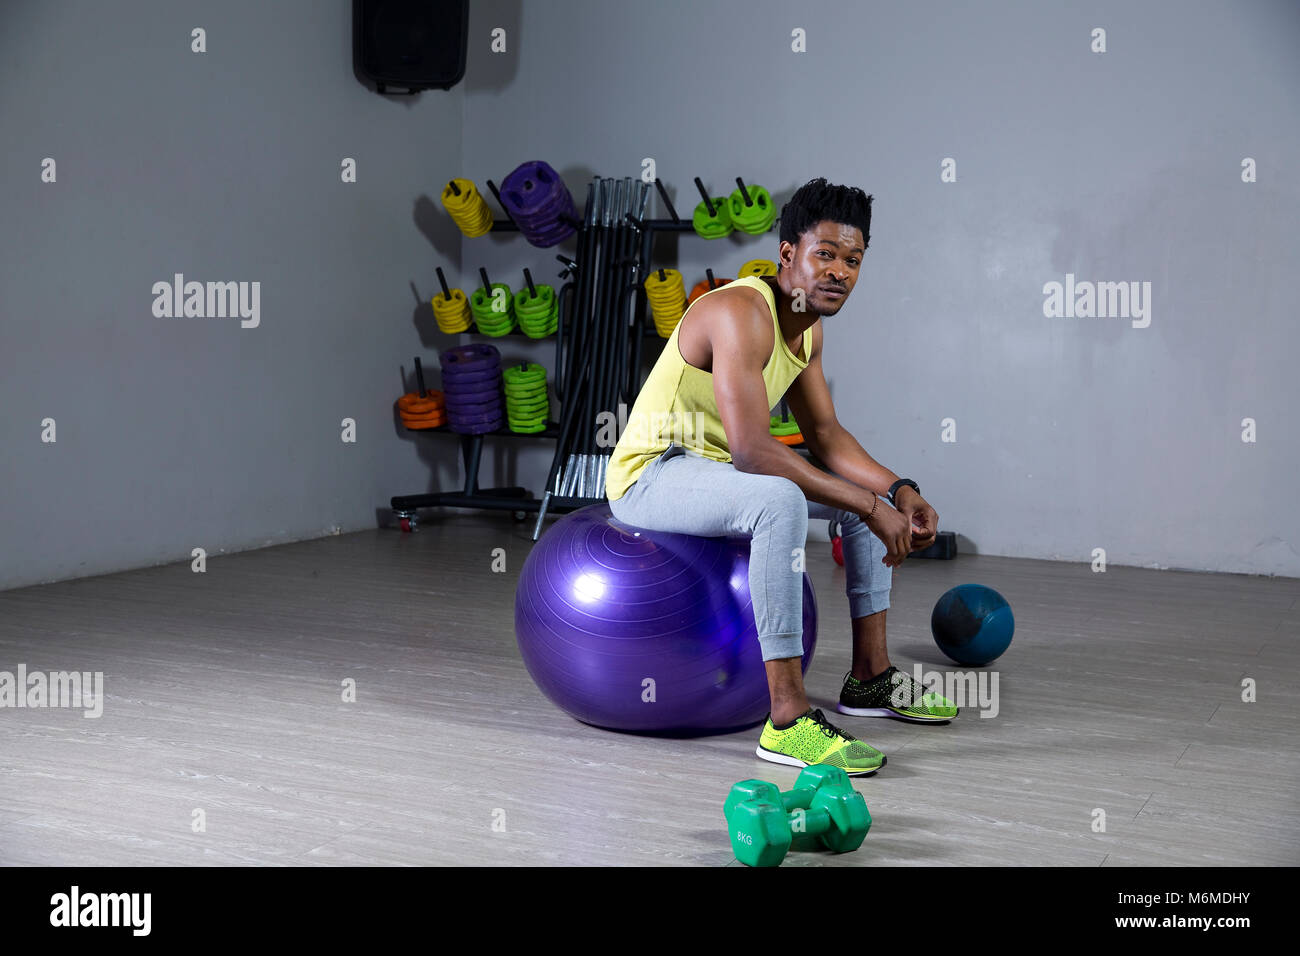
left=605, top=178, right=958, bottom=775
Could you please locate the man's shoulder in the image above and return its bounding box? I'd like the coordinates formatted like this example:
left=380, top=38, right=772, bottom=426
left=692, top=282, right=772, bottom=343
left=714, top=277, right=771, bottom=312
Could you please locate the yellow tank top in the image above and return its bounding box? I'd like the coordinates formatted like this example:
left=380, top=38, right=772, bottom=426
left=605, top=274, right=811, bottom=501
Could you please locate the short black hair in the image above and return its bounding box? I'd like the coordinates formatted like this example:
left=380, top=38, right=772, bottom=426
left=778, top=178, right=873, bottom=251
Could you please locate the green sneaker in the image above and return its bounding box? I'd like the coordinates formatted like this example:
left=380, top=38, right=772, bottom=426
left=756, top=708, right=886, bottom=776
left=837, top=666, right=958, bottom=722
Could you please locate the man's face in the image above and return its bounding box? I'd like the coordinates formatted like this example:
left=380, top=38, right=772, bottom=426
left=780, top=220, right=864, bottom=316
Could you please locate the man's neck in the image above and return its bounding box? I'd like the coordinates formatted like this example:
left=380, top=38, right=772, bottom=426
left=761, top=274, right=819, bottom=341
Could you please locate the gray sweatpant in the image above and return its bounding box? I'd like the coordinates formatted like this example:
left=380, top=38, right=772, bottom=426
left=608, top=443, right=892, bottom=661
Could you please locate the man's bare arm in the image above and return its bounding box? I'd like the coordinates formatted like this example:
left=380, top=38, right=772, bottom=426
left=780, top=315, right=904, bottom=501
left=811, top=425, right=903, bottom=500
left=741, top=437, right=885, bottom=517
left=708, top=295, right=881, bottom=517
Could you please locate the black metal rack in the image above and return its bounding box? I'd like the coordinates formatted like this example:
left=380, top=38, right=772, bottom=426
left=391, top=176, right=799, bottom=538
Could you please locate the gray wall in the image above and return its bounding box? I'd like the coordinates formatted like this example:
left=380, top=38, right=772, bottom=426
left=1, top=1, right=465, bottom=590
left=462, top=0, right=1300, bottom=576
left=2, top=0, right=1296, bottom=589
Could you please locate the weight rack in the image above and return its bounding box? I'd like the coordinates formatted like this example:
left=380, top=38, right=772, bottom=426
left=391, top=175, right=800, bottom=539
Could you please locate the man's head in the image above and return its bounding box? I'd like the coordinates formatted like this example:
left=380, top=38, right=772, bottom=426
left=776, top=178, right=873, bottom=316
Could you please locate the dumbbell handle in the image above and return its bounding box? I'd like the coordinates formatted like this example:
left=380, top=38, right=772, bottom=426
left=777, top=785, right=821, bottom=814
left=786, top=805, right=833, bottom=839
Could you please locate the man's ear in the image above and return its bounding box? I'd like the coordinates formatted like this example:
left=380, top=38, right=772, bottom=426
left=778, top=239, right=795, bottom=268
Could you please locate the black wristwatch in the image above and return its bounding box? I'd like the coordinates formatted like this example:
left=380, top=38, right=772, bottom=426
left=888, top=478, right=920, bottom=506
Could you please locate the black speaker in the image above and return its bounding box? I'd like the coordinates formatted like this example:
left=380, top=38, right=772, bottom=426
left=353, top=0, right=469, bottom=94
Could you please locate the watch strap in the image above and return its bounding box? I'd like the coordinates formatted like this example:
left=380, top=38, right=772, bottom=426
left=888, top=478, right=919, bottom=505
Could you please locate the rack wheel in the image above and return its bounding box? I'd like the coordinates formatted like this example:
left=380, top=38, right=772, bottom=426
left=395, top=511, right=418, bottom=533
left=513, top=511, right=528, bottom=523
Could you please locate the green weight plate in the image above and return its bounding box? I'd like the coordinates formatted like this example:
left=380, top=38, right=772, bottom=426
left=506, top=398, right=549, bottom=413
left=692, top=197, right=733, bottom=239
left=503, top=364, right=547, bottom=381
left=507, top=406, right=549, bottom=420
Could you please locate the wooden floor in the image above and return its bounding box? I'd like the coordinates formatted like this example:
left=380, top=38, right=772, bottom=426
left=1, top=512, right=1297, bottom=867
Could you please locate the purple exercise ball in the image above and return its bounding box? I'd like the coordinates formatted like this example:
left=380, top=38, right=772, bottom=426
left=514, top=502, right=817, bottom=735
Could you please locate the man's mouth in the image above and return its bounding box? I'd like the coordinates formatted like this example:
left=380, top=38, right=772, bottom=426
left=819, top=286, right=846, bottom=299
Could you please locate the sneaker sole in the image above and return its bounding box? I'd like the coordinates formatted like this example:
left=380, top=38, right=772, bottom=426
left=755, top=745, right=883, bottom=777
left=837, top=702, right=957, bottom=723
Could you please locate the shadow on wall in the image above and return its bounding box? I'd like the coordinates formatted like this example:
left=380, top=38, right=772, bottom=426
left=415, top=194, right=462, bottom=270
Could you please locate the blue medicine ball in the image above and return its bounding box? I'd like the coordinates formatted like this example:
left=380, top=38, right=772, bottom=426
left=931, top=584, right=1014, bottom=666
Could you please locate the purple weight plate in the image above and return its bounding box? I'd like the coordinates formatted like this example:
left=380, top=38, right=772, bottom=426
left=525, top=229, right=575, bottom=249
left=511, top=190, right=575, bottom=225
left=442, top=356, right=501, bottom=373
left=439, top=371, right=499, bottom=390
left=522, top=217, right=576, bottom=244
left=447, top=407, right=503, bottom=423
left=440, top=359, right=498, bottom=373
left=516, top=216, right=573, bottom=237
left=500, top=161, right=568, bottom=217
left=449, top=395, right=504, bottom=413
left=440, top=344, right=501, bottom=368
left=446, top=399, right=502, bottom=416
left=512, top=198, right=576, bottom=232
left=447, top=385, right=506, bottom=403
left=441, top=380, right=500, bottom=396
left=441, top=342, right=500, bottom=362
left=448, top=411, right=505, bottom=428
left=449, top=418, right=505, bottom=435
left=446, top=394, right=503, bottom=411
left=510, top=199, right=569, bottom=228
left=440, top=364, right=501, bottom=385
left=508, top=175, right=573, bottom=214
left=445, top=396, right=501, bottom=412
left=448, top=408, right=501, bottom=421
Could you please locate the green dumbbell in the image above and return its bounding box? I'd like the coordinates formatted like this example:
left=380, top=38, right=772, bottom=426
left=723, top=764, right=871, bottom=867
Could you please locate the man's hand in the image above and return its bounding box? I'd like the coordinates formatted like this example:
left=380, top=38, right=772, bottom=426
left=894, top=487, right=939, bottom=552
left=859, top=498, right=911, bottom=568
